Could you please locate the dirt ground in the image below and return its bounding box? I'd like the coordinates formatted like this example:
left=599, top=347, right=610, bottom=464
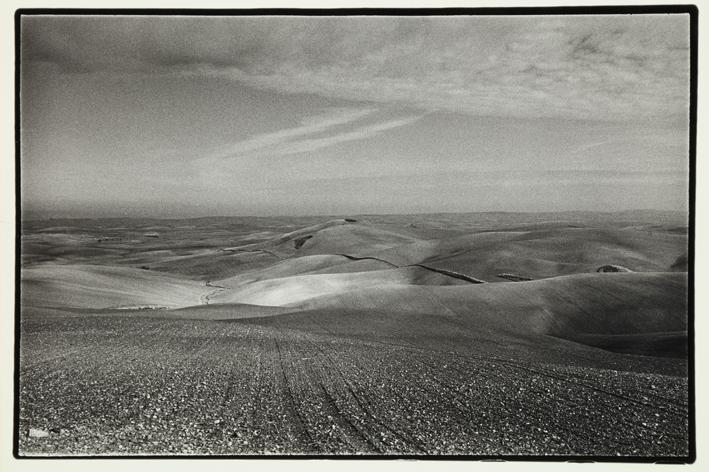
left=17, top=211, right=690, bottom=457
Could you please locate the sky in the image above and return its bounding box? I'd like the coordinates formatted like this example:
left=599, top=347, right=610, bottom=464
left=20, top=14, right=691, bottom=217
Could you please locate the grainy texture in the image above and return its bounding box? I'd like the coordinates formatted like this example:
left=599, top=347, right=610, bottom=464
left=18, top=313, right=688, bottom=456
left=18, top=212, right=690, bottom=457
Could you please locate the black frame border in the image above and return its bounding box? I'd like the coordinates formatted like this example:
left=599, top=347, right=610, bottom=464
left=13, top=4, right=699, bottom=463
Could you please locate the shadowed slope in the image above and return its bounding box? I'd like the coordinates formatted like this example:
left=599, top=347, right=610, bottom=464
left=296, top=223, right=420, bottom=256
left=294, top=272, right=686, bottom=333
left=356, top=227, right=687, bottom=281
left=223, top=219, right=421, bottom=257
left=287, top=272, right=687, bottom=358
left=147, top=249, right=280, bottom=281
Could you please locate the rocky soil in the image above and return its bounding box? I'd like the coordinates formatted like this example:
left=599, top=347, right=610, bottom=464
left=18, top=312, right=688, bottom=457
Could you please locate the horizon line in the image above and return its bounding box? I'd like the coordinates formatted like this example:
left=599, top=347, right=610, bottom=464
left=20, top=208, right=690, bottom=222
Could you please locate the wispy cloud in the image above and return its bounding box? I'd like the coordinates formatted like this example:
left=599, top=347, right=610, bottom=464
left=193, top=108, right=422, bottom=188
left=190, top=109, right=422, bottom=193
left=215, top=107, right=376, bottom=158
left=270, top=115, right=423, bottom=156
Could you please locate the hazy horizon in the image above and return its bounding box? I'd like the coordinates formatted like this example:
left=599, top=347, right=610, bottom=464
left=20, top=207, right=689, bottom=222
left=20, top=14, right=691, bottom=218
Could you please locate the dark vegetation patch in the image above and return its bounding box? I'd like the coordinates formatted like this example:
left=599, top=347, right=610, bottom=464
left=596, top=265, right=633, bottom=273
left=412, top=264, right=485, bottom=284
left=496, top=273, right=533, bottom=282
left=293, top=235, right=313, bottom=249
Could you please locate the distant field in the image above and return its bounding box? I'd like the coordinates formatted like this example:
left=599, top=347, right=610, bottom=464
left=18, top=211, right=690, bottom=456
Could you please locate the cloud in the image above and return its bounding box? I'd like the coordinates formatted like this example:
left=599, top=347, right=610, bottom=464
left=274, top=115, right=423, bottom=156
left=22, top=15, right=690, bottom=122
left=189, top=109, right=422, bottom=193
left=213, top=108, right=422, bottom=160
left=215, top=107, right=376, bottom=158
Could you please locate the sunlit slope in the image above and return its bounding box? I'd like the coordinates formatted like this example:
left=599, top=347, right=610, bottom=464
left=214, top=254, right=390, bottom=289
left=211, top=265, right=470, bottom=306
left=151, top=303, right=295, bottom=320
left=21, top=264, right=208, bottom=309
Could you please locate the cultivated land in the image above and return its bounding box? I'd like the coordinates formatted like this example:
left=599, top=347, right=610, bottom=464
left=17, top=211, right=690, bottom=456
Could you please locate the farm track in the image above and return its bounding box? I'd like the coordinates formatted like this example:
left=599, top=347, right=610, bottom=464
left=336, top=253, right=485, bottom=283
left=200, top=281, right=227, bottom=305
left=18, top=313, right=688, bottom=456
